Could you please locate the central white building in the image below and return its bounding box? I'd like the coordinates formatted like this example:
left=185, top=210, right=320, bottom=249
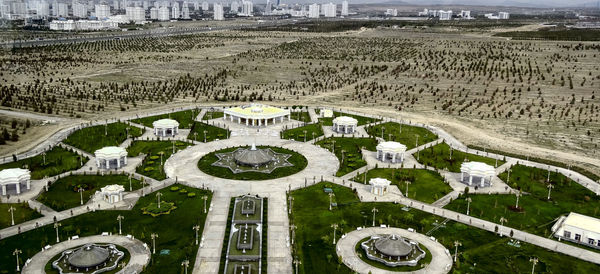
left=308, top=3, right=319, bottom=18
left=153, top=119, right=179, bottom=137
left=376, top=141, right=407, bottom=163
left=332, top=116, right=358, bottom=134
left=224, top=104, right=291, bottom=126
left=95, top=146, right=128, bottom=169
left=369, top=177, right=391, bottom=196
left=321, top=2, right=335, bottom=17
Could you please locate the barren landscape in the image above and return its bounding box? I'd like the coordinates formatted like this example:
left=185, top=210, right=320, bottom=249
left=1, top=20, right=599, bottom=176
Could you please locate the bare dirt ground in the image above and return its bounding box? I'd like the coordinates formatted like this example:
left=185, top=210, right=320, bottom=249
left=2, top=22, right=599, bottom=177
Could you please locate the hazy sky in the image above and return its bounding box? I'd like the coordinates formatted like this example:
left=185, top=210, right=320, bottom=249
left=340, top=0, right=598, bottom=8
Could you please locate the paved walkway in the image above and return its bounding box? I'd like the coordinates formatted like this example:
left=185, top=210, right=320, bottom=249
left=267, top=192, right=293, bottom=273
left=21, top=235, right=150, bottom=274
left=337, top=227, right=452, bottom=274
left=193, top=191, right=231, bottom=274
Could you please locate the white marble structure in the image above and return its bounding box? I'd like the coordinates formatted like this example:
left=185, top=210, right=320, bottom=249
left=321, top=109, right=333, bottom=118
left=369, top=178, right=391, bottom=196
left=376, top=141, right=407, bottom=163
left=100, top=184, right=125, bottom=203
left=332, top=116, right=358, bottom=134
left=223, top=104, right=291, bottom=126
left=0, top=168, right=31, bottom=195
left=95, top=146, right=128, bottom=169
left=153, top=118, right=180, bottom=137
left=460, top=161, right=495, bottom=187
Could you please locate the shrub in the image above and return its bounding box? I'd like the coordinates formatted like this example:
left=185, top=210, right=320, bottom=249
left=170, top=186, right=180, bottom=192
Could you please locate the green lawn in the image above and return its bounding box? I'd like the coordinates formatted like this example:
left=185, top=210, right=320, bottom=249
left=202, top=110, right=224, bottom=120
left=290, top=111, right=312, bottom=123
left=63, top=122, right=143, bottom=153
left=446, top=164, right=600, bottom=237
left=37, top=175, right=142, bottom=212
left=281, top=123, right=324, bottom=142
left=0, top=203, right=42, bottom=229
left=187, top=122, right=229, bottom=143
left=318, top=111, right=380, bottom=126
left=415, top=143, right=504, bottom=172
left=365, top=122, right=438, bottom=150
left=0, top=184, right=211, bottom=274
left=127, top=141, right=192, bottom=180
left=290, top=182, right=600, bottom=274
left=353, top=168, right=452, bottom=204
left=197, top=146, right=307, bottom=180
left=315, top=137, right=378, bottom=176
left=132, top=109, right=201, bottom=129
left=0, top=146, right=86, bottom=179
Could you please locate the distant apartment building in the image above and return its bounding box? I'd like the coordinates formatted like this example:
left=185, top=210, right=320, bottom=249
left=498, top=12, right=509, bottom=19
left=230, top=1, right=239, bottom=13
left=149, top=6, right=157, bottom=19
left=181, top=2, right=189, bottom=19
left=36, top=1, right=50, bottom=17
left=125, top=6, right=144, bottom=22
left=95, top=4, right=110, bottom=19
left=214, top=2, right=223, bottom=20
left=240, top=0, right=252, bottom=16
left=341, top=0, right=348, bottom=16
left=50, top=19, right=119, bottom=30
left=72, top=3, right=87, bottom=18
left=385, top=8, right=397, bottom=17
left=308, top=3, right=319, bottom=18
left=56, top=2, right=68, bottom=17
left=438, top=10, right=452, bottom=20
left=201, top=1, right=208, bottom=11
left=321, top=2, right=335, bottom=17
left=460, top=10, right=470, bottom=19
left=157, top=6, right=169, bottom=20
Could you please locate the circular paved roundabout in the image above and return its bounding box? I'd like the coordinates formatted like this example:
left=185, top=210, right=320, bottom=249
left=337, top=227, right=452, bottom=274
left=165, top=136, right=339, bottom=195
left=22, top=235, right=150, bottom=274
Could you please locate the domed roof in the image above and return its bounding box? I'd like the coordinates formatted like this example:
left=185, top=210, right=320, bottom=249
left=101, top=184, right=125, bottom=194
left=94, top=146, right=127, bottom=159
left=374, top=234, right=412, bottom=257
left=376, top=141, right=407, bottom=153
left=152, top=118, right=179, bottom=128
left=67, top=244, right=110, bottom=268
left=0, top=168, right=31, bottom=184
left=460, top=161, right=496, bottom=177
left=233, top=144, right=275, bottom=166
left=369, top=178, right=391, bottom=187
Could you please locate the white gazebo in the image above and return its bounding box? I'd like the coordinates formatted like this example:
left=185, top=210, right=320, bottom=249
left=0, top=168, right=31, bottom=195
left=376, top=141, right=407, bottom=163
left=95, top=146, right=128, bottom=169
left=223, top=104, right=291, bottom=126
left=100, top=184, right=125, bottom=204
left=153, top=119, right=179, bottom=137
left=460, top=162, right=496, bottom=187
left=321, top=109, right=334, bottom=118
left=332, top=116, right=358, bottom=134
left=369, top=178, right=391, bottom=196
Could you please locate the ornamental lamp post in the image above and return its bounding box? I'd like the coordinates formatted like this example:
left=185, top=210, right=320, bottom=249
left=331, top=223, right=338, bottom=245
left=78, top=187, right=84, bottom=205
left=547, top=184, right=554, bottom=200
left=328, top=192, right=334, bottom=211
left=293, top=257, right=301, bottom=274
left=290, top=224, right=297, bottom=245
left=8, top=206, right=15, bottom=226
left=371, top=207, right=378, bottom=227
left=466, top=197, right=472, bottom=215
left=405, top=181, right=411, bottom=198
left=13, top=249, right=21, bottom=271
left=530, top=257, right=538, bottom=274
left=453, top=240, right=461, bottom=262
left=515, top=191, right=522, bottom=209
left=54, top=222, right=61, bottom=243
left=151, top=233, right=158, bottom=254
left=202, top=195, right=208, bottom=213
left=203, top=130, right=207, bottom=142
left=193, top=225, right=200, bottom=245
left=182, top=259, right=190, bottom=274
left=499, top=217, right=508, bottom=237
left=117, top=215, right=124, bottom=235
left=156, top=192, right=163, bottom=208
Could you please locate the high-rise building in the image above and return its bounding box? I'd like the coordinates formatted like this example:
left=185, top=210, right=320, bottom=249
left=308, top=3, right=318, bottom=18
left=150, top=6, right=157, bottom=19
left=126, top=6, right=144, bottom=22
left=498, top=12, right=509, bottom=19
left=460, top=10, right=470, bottom=18
left=171, top=1, right=179, bottom=18
left=181, top=1, right=189, bottom=19
left=142, top=0, right=148, bottom=9
left=230, top=1, right=239, bottom=13
left=341, top=0, right=348, bottom=16
left=121, top=0, right=128, bottom=9
left=201, top=1, right=208, bottom=10
left=438, top=10, right=452, bottom=20
left=264, top=2, right=272, bottom=15
left=95, top=4, right=110, bottom=19
left=158, top=5, right=169, bottom=20
left=73, top=2, right=87, bottom=17
left=37, top=1, right=50, bottom=17
left=240, top=0, right=252, bottom=16
left=56, top=2, right=68, bottom=17
left=321, top=2, right=335, bottom=17
left=213, top=2, right=223, bottom=20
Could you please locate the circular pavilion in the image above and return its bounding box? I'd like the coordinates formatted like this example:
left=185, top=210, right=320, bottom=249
left=369, top=178, right=391, bottom=196
left=460, top=161, right=496, bottom=187
left=224, top=104, right=291, bottom=126
left=360, top=234, right=426, bottom=267
left=332, top=116, right=358, bottom=134
left=376, top=141, right=407, bottom=163
left=95, top=146, right=127, bottom=169
left=234, top=144, right=275, bottom=167
left=53, top=243, right=125, bottom=273
left=152, top=119, right=179, bottom=137
left=0, top=168, right=31, bottom=195
left=100, top=184, right=125, bottom=203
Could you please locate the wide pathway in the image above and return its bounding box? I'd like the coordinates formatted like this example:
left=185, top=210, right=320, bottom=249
left=337, top=227, right=452, bottom=274
left=21, top=235, right=150, bottom=274
left=193, top=191, right=231, bottom=274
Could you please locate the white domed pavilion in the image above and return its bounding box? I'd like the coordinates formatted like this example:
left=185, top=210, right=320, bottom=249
left=153, top=119, right=179, bottom=137
left=0, top=168, right=31, bottom=195
left=369, top=178, right=391, bottom=196
left=332, top=116, right=358, bottom=134
left=100, top=184, right=125, bottom=204
left=376, top=141, right=407, bottom=163
left=224, top=104, right=291, bottom=126
left=94, top=146, right=128, bottom=170
left=460, top=161, right=496, bottom=187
